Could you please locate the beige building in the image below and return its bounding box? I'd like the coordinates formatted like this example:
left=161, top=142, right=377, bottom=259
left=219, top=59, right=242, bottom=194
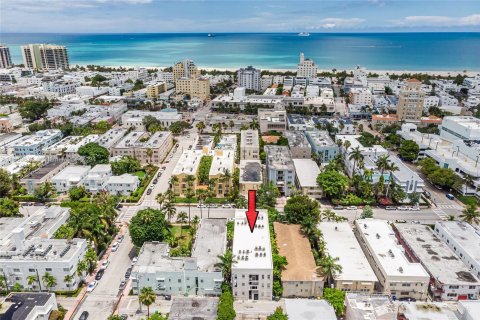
left=239, top=160, right=262, bottom=198
left=146, top=82, right=166, bottom=98
left=397, top=79, right=425, bottom=122
left=0, top=113, right=22, bottom=133
left=171, top=150, right=203, bottom=197
left=355, top=219, right=430, bottom=301
left=258, top=104, right=287, bottom=133
left=274, top=223, right=324, bottom=297
left=112, top=131, right=173, bottom=165
left=21, top=44, right=69, bottom=70
left=292, top=159, right=322, bottom=200
left=240, top=129, right=260, bottom=160
left=176, top=77, right=210, bottom=100
left=208, top=149, right=235, bottom=198
left=173, top=59, right=201, bottom=82
left=319, top=222, right=378, bottom=293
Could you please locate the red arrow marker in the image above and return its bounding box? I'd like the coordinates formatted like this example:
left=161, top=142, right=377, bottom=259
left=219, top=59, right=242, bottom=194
left=246, top=190, right=259, bottom=233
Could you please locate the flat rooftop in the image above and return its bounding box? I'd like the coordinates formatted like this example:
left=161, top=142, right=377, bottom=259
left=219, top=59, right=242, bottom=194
left=2, top=293, right=54, bottom=320
left=398, top=302, right=458, bottom=320
left=435, top=221, right=480, bottom=264
left=345, top=293, right=396, bottom=320
left=239, top=160, right=262, bottom=183
left=274, top=223, right=322, bottom=282
left=284, top=299, right=336, bottom=320
left=292, top=159, right=320, bottom=188
left=285, top=131, right=310, bottom=148
left=319, top=222, right=378, bottom=283
left=265, top=145, right=294, bottom=171
left=169, top=297, right=219, bottom=320
left=305, top=130, right=336, bottom=148
left=232, top=209, right=272, bottom=270
left=44, top=135, right=99, bottom=153
left=192, top=219, right=227, bottom=272
left=97, top=128, right=128, bottom=149
left=395, top=223, right=480, bottom=286
left=172, top=150, right=203, bottom=176
left=240, top=129, right=259, bottom=148
left=355, top=219, right=429, bottom=279
left=22, top=161, right=66, bottom=180
left=52, top=165, right=90, bottom=181
left=209, top=150, right=235, bottom=177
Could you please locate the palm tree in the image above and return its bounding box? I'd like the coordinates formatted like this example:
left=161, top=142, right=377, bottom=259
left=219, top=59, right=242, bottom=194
left=27, top=275, right=39, bottom=291
left=375, top=154, right=390, bottom=177
left=229, top=120, right=235, bottom=132
left=64, top=274, right=74, bottom=289
left=185, top=175, right=196, bottom=222
left=169, top=175, right=179, bottom=194
left=460, top=204, right=480, bottom=225
left=196, top=189, right=207, bottom=219
left=156, top=192, right=166, bottom=208
left=463, top=174, right=475, bottom=195
left=214, top=250, right=237, bottom=283
left=163, top=200, right=176, bottom=222
left=192, top=216, right=200, bottom=230
left=84, top=248, right=98, bottom=274
left=146, top=148, right=154, bottom=164
left=77, top=260, right=87, bottom=279
left=222, top=169, right=232, bottom=196
left=42, top=272, right=57, bottom=292
left=385, top=161, right=400, bottom=198
left=196, top=121, right=206, bottom=134
left=318, top=255, right=343, bottom=284
left=139, top=286, right=156, bottom=319
left=177, top=211, right=188, bottom=236
left=206, top=179, right=216, bottom=218
left=249, top=118, right=259, bottom=130
left=349, top=146, right=364, bottom=175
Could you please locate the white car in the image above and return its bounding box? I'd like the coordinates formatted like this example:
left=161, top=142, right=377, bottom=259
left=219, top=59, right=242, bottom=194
left=197, top=204, right=207, bottom=208
left=409, top=206, right=420, bottom=211
left=100, top=260, right=110, bottom=270
left=111, top=242, right=119, bottom=252
left=86, top=280, right=97, bottom=292
left=346, top=206, right=358, bottom=210
left=131, top=257, right=138, bottom=266
left=208, top=204, right=218, bottom=208
left=221, top=204, right=232, bottom=208
left=397, top=206, right=409, bottom=211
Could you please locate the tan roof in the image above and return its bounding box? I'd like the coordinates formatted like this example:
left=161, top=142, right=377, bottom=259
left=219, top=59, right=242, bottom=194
left=372, top=114, right=398, bottom=121
left=407, top=78, right=421, bottom=83
left=262, top=135, right=280, bottom=144
left=421, top=115, right=442, bottom=123
left=274, top=222, right=323, bottom=281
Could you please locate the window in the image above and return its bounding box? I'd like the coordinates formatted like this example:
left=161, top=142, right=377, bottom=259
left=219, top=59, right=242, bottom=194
left=46, top=268, right=52, bottom=272
left=28, top=269, right=35, bottom=272
left=13, top=268, right=20, bottom=272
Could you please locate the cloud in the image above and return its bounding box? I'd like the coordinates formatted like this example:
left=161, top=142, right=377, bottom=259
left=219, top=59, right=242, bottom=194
left=392, top=14, right=480, bottom=27
left=309, top=18, right=366, bottom=29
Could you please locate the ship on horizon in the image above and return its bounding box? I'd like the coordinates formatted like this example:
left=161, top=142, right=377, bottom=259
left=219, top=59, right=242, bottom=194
left=298, top=32, right=310, bottom=37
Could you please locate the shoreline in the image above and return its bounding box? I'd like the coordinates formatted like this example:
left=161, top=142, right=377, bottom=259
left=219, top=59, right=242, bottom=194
left=86, top=65, right=480, bottom=77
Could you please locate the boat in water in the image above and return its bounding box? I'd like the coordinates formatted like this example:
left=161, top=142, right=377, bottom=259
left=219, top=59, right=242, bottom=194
left=298, top=32, right=310, bottom=37
left=208, top=33, right=215, bottom=37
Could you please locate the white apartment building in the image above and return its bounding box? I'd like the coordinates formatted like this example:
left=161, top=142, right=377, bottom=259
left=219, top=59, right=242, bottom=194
left=81, top=164, right=112, bottom=193
left=22, top=44, right=69, bottom=70
left=292, top=159, right=322, bottom=200
left=112, top=131, right=173, bottom=165
left=265, top=145, right=296, bottom=196
left=209, top=149, right=235, bottom=197
left=305, top=130, right=339, bottom=163
left=319, top=222, right=378, bottom=293
left=439, top=116, right=480, bottom=142
left=51, top=165, right=91, bottom=192
left=157, top=71, right=174, bottom=83
left=2, top=155, right=46, bottom=175
left=42, top=80, right=80, bottom=97
left=355, top=219, right=430, bottom=301
left=240, top=129, right=259, bottom=160
left=0, top=44, right=13, bottom=68
left=423, top=95, right=440, bottom=111
left=232, top=209, right=273, bottom=301
left=296, top=53, right=318, bottom=78
left=121, top=110, right=182, bottom=130
left=434, top=221, right=480, bottom=279
left=105, top=173, right=140, bottom=196
left=349, top=87, right=373, bottom=106
left=43, top=134, right=99, bottom=162
left=97, top=127, right=128, bottom=152
left=395, top=223, right=480, bottom=301
left=457, top=300, right=480, bottom=320
left=75, top=86, right=109, bottom=97
left=0, top=206, right=87, bottom=292
left=132, top=219, right=226, bottom=296
left=2, top=293, right=58, bottom=320
left=237, top=66, right=261, bottom=92
left=258, top=104, right=287, bottom=133
left=171, top=149, right=203, bottom=196
left=11, top=129, right=62, bottom=156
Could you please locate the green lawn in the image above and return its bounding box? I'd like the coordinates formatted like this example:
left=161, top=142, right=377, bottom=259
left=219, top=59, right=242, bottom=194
left=169, top=225, right=193, bottom=256
left=133, top=171, right=146, bottom=179
left=453, top=192, right=479, bottom=206
left=174, top=197, right=229, bottom=204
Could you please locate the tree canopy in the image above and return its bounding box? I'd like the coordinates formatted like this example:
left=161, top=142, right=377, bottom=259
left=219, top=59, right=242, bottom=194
left=284, top=194, right=321, bottom=225
left=399, top=140, right=420, bottom=161
left=19, top=100, right=52, bottom=121
left=267, top=307, right=288, bottom=320
left=257, top=181, right=280, bottom=208
left=78, top=143, right=110, bottom=166
left=316, top=169, right=349, bottom=199
left=111, top=156, right=141, bottom=175
left=129, top=208, right=170, bottom=247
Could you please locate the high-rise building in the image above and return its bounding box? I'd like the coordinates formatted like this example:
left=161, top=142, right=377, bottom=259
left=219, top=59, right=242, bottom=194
left=296, top=52, right=317, bottom=78
left=172, top=59, right=200, bottom=82
left=21, top=44, right=69, bottom=70
left=397, top=79, right=425, bottom=122
left=0, top=44, right=13, bottom=68
left=237, top=66, right=261, bottom=92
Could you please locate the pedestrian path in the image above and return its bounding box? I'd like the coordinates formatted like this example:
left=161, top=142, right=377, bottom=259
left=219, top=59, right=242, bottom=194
left=432, top=208, right=449, bottom=220
left=436, top=204, right=463, bottom=210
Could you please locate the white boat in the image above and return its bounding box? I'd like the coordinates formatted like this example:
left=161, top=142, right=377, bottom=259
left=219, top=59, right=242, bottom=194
left=208, top=33, right=215, bottom=37
left=298, top=32, right=310, bottom=37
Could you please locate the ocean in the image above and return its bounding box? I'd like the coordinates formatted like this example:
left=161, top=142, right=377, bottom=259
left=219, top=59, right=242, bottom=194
left=2, top=33, right=480, bottom=71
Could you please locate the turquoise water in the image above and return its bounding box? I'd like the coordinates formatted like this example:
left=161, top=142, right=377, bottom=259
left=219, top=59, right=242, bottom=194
left=1, top=33, right=480, bottom=70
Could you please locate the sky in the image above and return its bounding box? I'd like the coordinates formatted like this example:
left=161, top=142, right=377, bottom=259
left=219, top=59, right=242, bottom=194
left=1, top=0, right=480, bottom=33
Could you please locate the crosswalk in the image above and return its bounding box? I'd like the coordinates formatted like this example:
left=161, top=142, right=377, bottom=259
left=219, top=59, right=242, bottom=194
left=432, top=208, right=449, bottom=220
left=142, top=200, right=160, bottom=207
left=436, top=204, right=463, bottom=210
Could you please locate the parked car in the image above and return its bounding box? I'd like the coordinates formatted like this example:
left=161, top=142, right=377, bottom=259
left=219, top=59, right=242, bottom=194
left=188, top=145, right=192, bottom=150
left=86, top=281, right=97, bottom=292
left=385, top=206, right=396, bottom=211
left=423, top=190, right=431, bottom=199
left=95, top=269, right=104, bottom=280
left=395, top=219, right=407, bottom=223
left=197, top=204, right=207, bottom=208
left=111, top=242, right=119, bottom=252
left=397, top=206, right=409, bottom=211
left=208, top=204, right=218, bottom=208
left=120, top=315, right=128, bottom=320
left=409, top=206, right=420, bottom=211
left=153, top=179, right=158, bottom=184
left=100, top=260, right=110, bottom=270
left=146, top=189, right=152, bottom=195
left=333, top=205, right=344, bottom=210
left=118, top=235, right=124, bottom=243
left=125, top=268, right=132, bottom=279
left=346, top=206, right=358, bottom=210
left=79, top=311, right=89, bottom=320
left=222, top=204, right=232, bottom=208
left=434, top=185, right=443, bottom=190
left=446, top=193, right=455, bottom=200
left=164, top=294, right=172, bottom=301
left=412, top=220, right=421, bottom=224
left=131, top=257, right=138, bottom=266
left=119, top=280, right=126, bottom=290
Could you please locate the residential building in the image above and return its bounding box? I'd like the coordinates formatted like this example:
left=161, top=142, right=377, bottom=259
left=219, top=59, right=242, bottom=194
left=305, top=130, right=339, bottom=163
left=284, top=299, right=336, bottom=320
left=232, top=209, right=273, bottom=301
left=146, top=82, right=166, bottom=98
left=105, top=173, right=140, bottom=195
left=42, top=80, right=80, bottom=97
left=240, top=129, right=260, bottom=160
left=371, top=114, right=399, bottom=128
left=349, top=88, right=373, bottom=106
left=434, top=221, right=480, bottom=278
left=239, top=160, right=262, bottom=197
left=0, top=133, right=23, bottom=154
left=296, top=53, right=318, bottom=78
left=21, top=161, right=68, bottom=193
left=274, top=223, right=324, bottom=297
left=258, top=104, right=287, bottom=133
left=121, top=110, right=182, bottom=130
left=209, top=149, right=235, bottom=197
left=112, top=131, right=173, bottom=165
left=292, top=159, right=322, bottom=199
left=0, top=206, right=87, bottom=292
left=237, top=66, right=261, bottom=92
left=22, top=44, right=69, bottom=70
left=285, top=131, right=311, bottom=159
left=319, top=222, right=378, bottom=293
left=423, top=95, right=440, bottom=111
left=0, top=44, right=13, bottom=68
left=173, top=60, right=200, bottom=82
left=397, top=79, right=425, bottom=122
left=43, top=135, right=99, bottom=162
left=397, top=302, right=458, bottom=320
left=157, top=71, right=174, bottom=83
left=176, top=77, right=210, bottom=100
left=11, top=129, right=62, bottom=156
left=439, top=116, right=480, bottom=142
left=171, top=150, right=203, bottom=196
left=132, top=219, right=226, bottom=296
left=97, top=127, right=128, bottom=152
left=394, top=223, right=480, bottom=301
left=0, top=113, right=22, bottom=133
left=265, top=145, right=296, bottom=196
left=1, top=293, right=58, bottom=320
left=81, top=164, right=112, bottom=193
left=345, top=293, right=396, bottom=320
left=51, top=165, right=91, bottom=193
left=355, top=219, right=430, bottom=300
left=169, top=297, right=219, bottom=320
left=457, top=300, right=480, bottom=320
